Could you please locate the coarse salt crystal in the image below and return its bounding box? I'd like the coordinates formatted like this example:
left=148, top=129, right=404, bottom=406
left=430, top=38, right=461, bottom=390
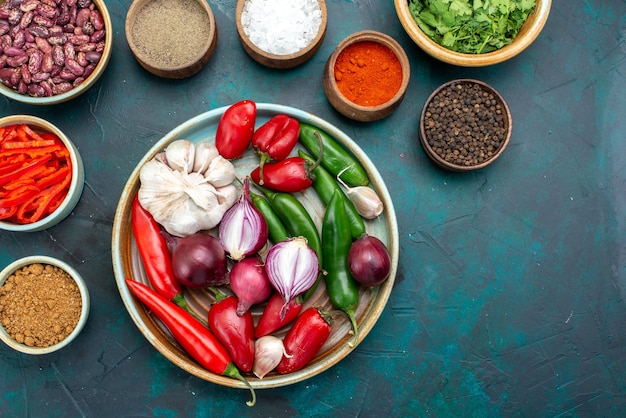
left=241, top=0, right=322, bottom=55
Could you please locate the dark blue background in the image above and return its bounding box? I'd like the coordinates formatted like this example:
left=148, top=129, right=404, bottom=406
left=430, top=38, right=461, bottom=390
left=2, top=0, right=625, bottom=416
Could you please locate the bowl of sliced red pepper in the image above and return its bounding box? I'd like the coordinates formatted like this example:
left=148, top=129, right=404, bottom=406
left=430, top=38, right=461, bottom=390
left=112, top=102, right=399, bottom=402
left=0, top=115, right=84, bottom=232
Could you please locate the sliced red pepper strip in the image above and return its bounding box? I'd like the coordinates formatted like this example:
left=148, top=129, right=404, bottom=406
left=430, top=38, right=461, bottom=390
left=21, top=124, right=47, bottom=142
left=0, top=155, right=52, bottom=186
left=0, top=184, right=40, bottom=207
left=0, top=205, right=17, bottom=220
left=0, top=159, right=28, bottom=176
left=33, top=166, right=70, bottom=190
left=0, top=145, right=63, bottom=159
left=15, top=171, right=71, bottom=224
left=2, top=139, right=56, bottom=149
left=0, top=127, right=18, bottom=143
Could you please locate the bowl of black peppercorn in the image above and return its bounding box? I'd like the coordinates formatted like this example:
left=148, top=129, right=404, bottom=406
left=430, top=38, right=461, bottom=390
left=419, top=79, right=512, bottom=172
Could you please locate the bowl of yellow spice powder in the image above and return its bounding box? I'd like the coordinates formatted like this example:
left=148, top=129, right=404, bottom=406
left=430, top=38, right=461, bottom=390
left=323, top=30, right=410, bottom=122
left=0, top=256, right=90, bottom=355
left=125, top=0, right=217, bottom=79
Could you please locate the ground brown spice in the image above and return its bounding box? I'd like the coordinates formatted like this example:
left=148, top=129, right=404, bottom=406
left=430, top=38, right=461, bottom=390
left=0, top=263, right=82, bottom=348
left=131, top=0, right=211, bottom=68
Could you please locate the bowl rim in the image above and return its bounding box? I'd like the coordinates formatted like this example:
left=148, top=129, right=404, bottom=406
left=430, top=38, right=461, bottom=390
left=0, top=256, right=90, bottom=355
left=325, top=30, right=411, bottom=113
left=125, top=0, right=217, bottom=75
left=419, top=78, right=512, bottom=171
left=394, top=0, right=552, bottom=67
left=0, top=0, right=113, bottom=104
left=235, top=0, right=328, bottom=68
left=0, top=115, right=85, bottom=232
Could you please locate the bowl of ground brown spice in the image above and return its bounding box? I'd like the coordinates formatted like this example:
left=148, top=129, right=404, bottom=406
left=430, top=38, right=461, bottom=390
left=0, top=256, right=90, bottom=354
left=323, top=30, right=410, bottom=122
left=125, top=0, right=217, bottom=79
left=419, top=79, right=512, bottom=171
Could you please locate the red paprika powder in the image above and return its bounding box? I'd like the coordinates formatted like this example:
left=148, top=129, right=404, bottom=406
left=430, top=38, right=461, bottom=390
left=333, top=41, right=403, bottom=107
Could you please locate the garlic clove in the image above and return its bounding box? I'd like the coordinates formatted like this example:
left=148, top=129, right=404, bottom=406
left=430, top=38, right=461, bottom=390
left=204, top=155, right=236, bottom=187
left=193, top=142, right=220, bottom=174
left=165, top=139, right=196, bottom=173
left=347, top=186, right=383, bottom=219
left=253, top=336, right=289, bottom=379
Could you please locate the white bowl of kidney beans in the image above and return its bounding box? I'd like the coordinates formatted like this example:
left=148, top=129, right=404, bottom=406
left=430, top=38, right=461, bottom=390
left=0, top=0, right=112, bottom=105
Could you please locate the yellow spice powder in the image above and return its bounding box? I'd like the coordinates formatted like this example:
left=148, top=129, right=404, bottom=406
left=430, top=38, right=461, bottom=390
left=131, top=0, right=211, bottom=68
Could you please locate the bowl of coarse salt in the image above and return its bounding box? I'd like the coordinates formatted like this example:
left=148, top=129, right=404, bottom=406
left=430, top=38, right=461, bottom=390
left=236, top=0, right=328, bottom=69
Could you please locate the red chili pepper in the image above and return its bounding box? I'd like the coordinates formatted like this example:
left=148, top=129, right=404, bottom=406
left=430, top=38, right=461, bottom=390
left=215, top=100, right=257, bottom=159
left=252, top=114, right=299, bottom=180
left=276, top=307, right=333, bottom=374
left=125, top=279, right=256, bottom=406
left=130, top=196, right=208, bottom=325
left=254, top=292, right=303, bottom=338
left=207, top=288, right=255, bottom=373
left=250, top=154, right=324, bottom=193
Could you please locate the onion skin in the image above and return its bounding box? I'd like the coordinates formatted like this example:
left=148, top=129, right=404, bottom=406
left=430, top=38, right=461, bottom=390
left=229, top=256, right=273, bottom=315
left=170, top=233, right=228, bottom=288
left=348, top=234, right=391, bottom=287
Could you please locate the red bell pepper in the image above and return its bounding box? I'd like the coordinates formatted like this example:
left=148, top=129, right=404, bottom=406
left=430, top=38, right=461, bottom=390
left=276, top=307, right=333, bottom=374
left=252, top=114, right=299, bottom=181
left=254, top=292, right=303, bottom=338
left=125, top=279, right=256, bottom=406
left=249, top=155, right=322, bottom=193
left=131, top=196, right=208, bottom=325
left=215, top=100, right=257, bottom=159
left=207, top=288, right=255, bottom=373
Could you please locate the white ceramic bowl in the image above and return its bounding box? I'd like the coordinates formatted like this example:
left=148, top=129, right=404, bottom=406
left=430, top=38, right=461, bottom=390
left=0, top=115, right=84, bottom=232
left=0, top=256, right=90, bottom=355
left=0, top=0, right=112, bottom=104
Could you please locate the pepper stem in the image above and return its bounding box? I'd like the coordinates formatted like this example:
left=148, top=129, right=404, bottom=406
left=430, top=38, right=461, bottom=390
left=171, top=293, right=208, bottom=327
left=222, top=363, right=257, bottom=407
left=305, top=132, right=325, bottom=173
left=258, top=153, right=272, bottom=185
left=344, top=304, right=359, bottom=348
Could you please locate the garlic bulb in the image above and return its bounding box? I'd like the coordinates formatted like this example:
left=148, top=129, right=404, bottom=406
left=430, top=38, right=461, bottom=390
left=138, top=139, right=238, bottom=237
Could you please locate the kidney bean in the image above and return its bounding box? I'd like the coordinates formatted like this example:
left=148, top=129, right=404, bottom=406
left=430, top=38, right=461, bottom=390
left=65, top=57, right=83, bottom=75
left=8, top=10, right=21, bottom=26
left=53, top=81, right=71, bottom=94
left=90, top=29, right=103, bottom=43
left=51, top=44, right=64, bottom=65
left=84, top=50, right=99, bottom=62
left=27, top=48, right=42, bottom=73
left=20, top=64, right=31, bottom=84
left=63, top=42, right=75, bottom=59
left=35, top=36, right=51, bottom=53
left=19, top=11, right=33, bottom=29
left=17, top=79, right=26, bottom=93
left=37, top=4, right=59, bottom=20
left=90, top=10, right=102, bottom=30
left=76, top=42, right=95, bottom=52
left=4, top=46, right=24, bottom=56
left=41, top=51, right=53, bottom=72
left=0, top=23, right=10, bottom=37
left=0, top=67, right=14, bottom=81
left=69, top=33, right=88, bottom=45
left=20, top=0, right=39, bottom=12
left=39, top=79, right=53, bottom=95
left=7, top=54, right=27, bottom=67
left=59, top=67, right=75, bottom=80
left=31, top=71, right=49, bottom=82
left=48, top=33, right=67, bottom=45
left=75, top=8, right=89, bottom=27
left=10, top=66, right=20, bottom=84
left=82, top=62, right=95, bottom=77
left=28, top=25, right=49, bottom=38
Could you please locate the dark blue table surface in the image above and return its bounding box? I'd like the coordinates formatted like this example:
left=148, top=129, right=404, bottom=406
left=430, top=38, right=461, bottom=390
left=2, top=1, right=626, bottom=416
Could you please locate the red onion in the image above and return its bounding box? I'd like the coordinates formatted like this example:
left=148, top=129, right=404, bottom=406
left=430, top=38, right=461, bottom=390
left=219, top=177, right=268, bottom=261
left=265, top=237, right=319, bottom=318
left=165, top=232, right=228, bottom=288
left=229, top=256, right=273, bottom=315
left=348, top=234, right=391, bottom=287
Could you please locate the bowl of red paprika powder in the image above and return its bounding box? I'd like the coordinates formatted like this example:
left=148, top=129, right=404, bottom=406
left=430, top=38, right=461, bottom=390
left=323, top=30, right=410, bottom=122
left=0, top=115, right=85, bottom=232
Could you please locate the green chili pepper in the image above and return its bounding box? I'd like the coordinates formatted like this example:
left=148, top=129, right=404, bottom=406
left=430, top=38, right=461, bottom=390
left=299, top=123, right=369, bottom=187
left=322, top=190, right=360, bottom=347
left=250, top=192, right=290, bottom=244
left=299, top=150, right=366, bottom=240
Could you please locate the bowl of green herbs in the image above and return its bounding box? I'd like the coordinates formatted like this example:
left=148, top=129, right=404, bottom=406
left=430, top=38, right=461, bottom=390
left=395, top=0, right=551, bottom=67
